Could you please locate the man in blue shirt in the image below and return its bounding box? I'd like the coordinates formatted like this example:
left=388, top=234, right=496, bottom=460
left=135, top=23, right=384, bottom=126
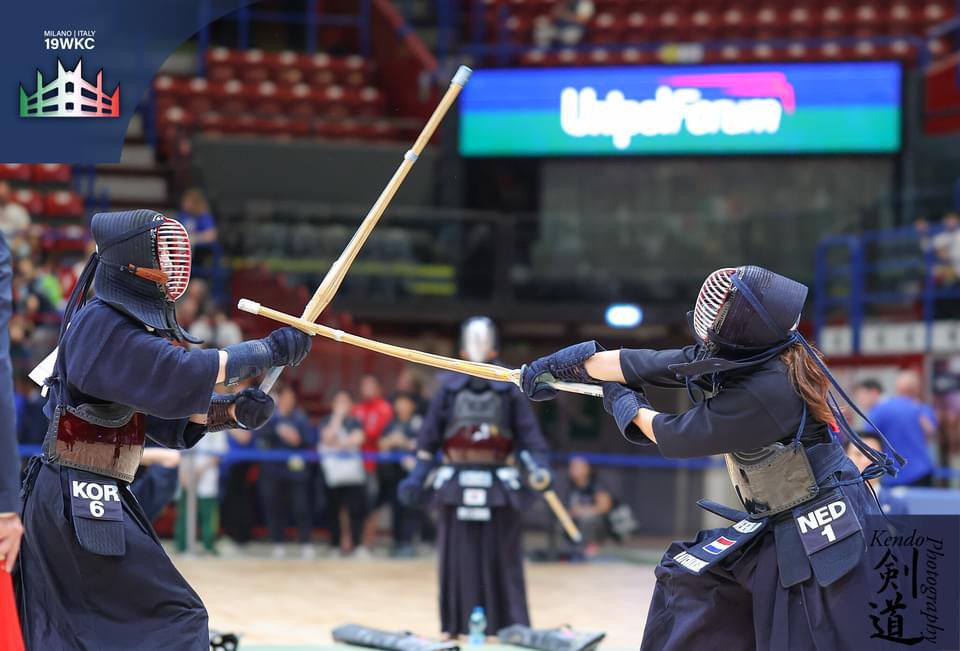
left=867, top=371, right=938, bottom=487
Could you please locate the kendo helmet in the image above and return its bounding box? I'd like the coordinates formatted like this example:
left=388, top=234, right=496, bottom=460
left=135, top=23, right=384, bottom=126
left=693, top=265, right=808, bottom=355
left=460, top=316, right=498, bottom=363
left=89, top=210, right=198, bottom=342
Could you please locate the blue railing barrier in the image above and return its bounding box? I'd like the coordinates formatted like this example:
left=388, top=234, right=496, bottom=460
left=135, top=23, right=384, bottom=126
left=16, top=444, right=960, bottom=479
left=815, top=222, right=960, bottom=353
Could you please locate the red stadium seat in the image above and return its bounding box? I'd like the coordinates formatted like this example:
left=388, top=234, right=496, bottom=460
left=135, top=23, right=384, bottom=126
left=153, top=75, right=191, bottom=100
left=268, top=51, right=306, bottom=86
left=320, top=86, right=349, bottom=118
left=213, top=80, right=250, bottom=116
left=755, top=4, right=782, bottom=30
left=199, top=112, right=225, bottom=135
left=207, top=62, right=236, bottom=83
left=591, top=13, right=622, bottom=45
left=240, top=49, right=270, bottom=84
left=853, top=39, right=880, bottom=59
left=750, top=42, right=777, bottom=61
left=624, top=11, right=651, bottom=40
left=357, top=87, right=384, bottom=118
left=0, top=165, right=31, bottom=182
left=288, top=84, right=319, bottom=118
left=888, top=2, right=915, bottom=28
left=307, top=67, right=337, bottom=87
left=854, top=3, right=881, bottom=27
left=655, top=8, right=686, bottom=41
left=12, top=189, right=43, bottom=215
left=928, top=37, right=950, bottom=57
left=250, top=81, right=289, bottom=116
left=821, top=4, right=852, bottom=30
left=588, top=48, right=614, bottom=65
left=924, top=2, right=951, bottom=25
left=888, top=38, right=918, bottom=61
left=156, top=105, right=192, bottom=129
left=506, top=15, right=534, bottom=43
left=720, top=5, right=751, bottom=39
left=44, top=191, right=84, bottom=218
left=371, top=121, right=400, bottom=141
left=31, top=164, right=71, bottom=185
left=617, top=47, right=654, bottom=65
left=788, top=4, right=818, bottom=32
left=785, top=41, right=810, bottom=60
left=689, top=8, right=720, bottom=40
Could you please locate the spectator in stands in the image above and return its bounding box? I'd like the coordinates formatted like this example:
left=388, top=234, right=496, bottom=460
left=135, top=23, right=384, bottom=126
left=178, top=188, right=219, bottom=249
left=853, top=378, right=885, bottom=433
left=190, top=305, right=244, bottom=349
left=176, top=427, right=229, bottom=555
left=14, top=257, right=61, bottom=317
left=845, top=433, right=909, bottom=515
left=220, top=382, right=260, bottom=545
left=320, top=390, right=369, bottom=557
left=377, top=392, right=422, bottom=558
left=393, top=368, right=428, bottom=415
left=868, top=371, right=938, bottom=487
left=0, top=181, right=30, bottom=244
left=854, top=378, right=884, bottom=414
left=14, top=374, right=46, bottom=445
left=130, top=446, right=182, bottom=522
left=352, top=374, right=394, bottom=549
left=567, top=456, right=613, bottom=559
left=255, top=385, right=316, bottom=559
left=533, top=0, right=595, bottom=48
left=920, top=213, right=960, bottom=317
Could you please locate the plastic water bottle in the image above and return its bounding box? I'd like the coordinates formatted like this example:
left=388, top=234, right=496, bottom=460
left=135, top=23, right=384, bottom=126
left=468, top=606, right=486, bottom=645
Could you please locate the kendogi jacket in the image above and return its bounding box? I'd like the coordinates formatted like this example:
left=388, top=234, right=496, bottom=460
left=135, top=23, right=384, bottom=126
left=619, top=344, right=888, bottom=587
left=42, top=298, right=220, bottom=483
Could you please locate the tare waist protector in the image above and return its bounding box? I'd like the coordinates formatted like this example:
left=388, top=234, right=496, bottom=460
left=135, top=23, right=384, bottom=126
left=43, top=403, right=145, bottom=483
left=725, top=441, right=819, bottom=518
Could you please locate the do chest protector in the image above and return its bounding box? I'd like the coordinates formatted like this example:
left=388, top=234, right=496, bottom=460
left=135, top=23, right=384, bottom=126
left=725, top=407, right=818, bottom=518
left=43, top=402, right=146, bottom=484
left=442, top=384, right=514, bottom=457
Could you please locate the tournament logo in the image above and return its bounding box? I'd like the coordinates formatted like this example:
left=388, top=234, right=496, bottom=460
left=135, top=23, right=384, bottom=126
left=19, top=58, right=120, bottom=118
left=560, top=72, right=796, bottom=150
left=702, top=535, right=736, bottom=555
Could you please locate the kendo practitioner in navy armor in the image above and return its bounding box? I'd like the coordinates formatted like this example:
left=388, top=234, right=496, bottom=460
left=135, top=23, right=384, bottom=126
left=521, top=266, right=904, bottom=651
left=398, top=317, right=550, bottom=639
left=15, top=210, right=311, bottom=651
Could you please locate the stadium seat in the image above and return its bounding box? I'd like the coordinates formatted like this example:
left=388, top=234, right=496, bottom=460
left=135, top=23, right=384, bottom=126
left=924, top=2, right=951, bottom=25
left=591, top=13, right=622, bottom=45
left=0, top=164, right=31, bottom=182
left=240, top=49, right=270, bottom=85
left=625, top=11, right=651, bottom=40
left=12, top=188, right=43, bottom=215
left=43, top=191, right=84, bottom=219
left=31, top=164, right=72, bottom=185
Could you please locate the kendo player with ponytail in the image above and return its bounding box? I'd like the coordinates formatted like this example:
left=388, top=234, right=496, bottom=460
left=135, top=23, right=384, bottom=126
left=16, top=211, right=311, bottom=650
left=521, top=266, right=904, bottom=650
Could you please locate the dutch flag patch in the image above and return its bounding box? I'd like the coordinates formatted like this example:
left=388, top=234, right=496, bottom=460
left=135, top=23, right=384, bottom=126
left=702, top=535, right=736, bottom=555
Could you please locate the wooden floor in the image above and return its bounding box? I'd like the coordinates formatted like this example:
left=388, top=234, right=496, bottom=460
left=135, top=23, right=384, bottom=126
left=176, top=553, right=656, bottom=650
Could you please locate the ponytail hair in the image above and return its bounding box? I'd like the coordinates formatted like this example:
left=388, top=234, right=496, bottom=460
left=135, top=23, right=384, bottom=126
left=781, top=342, right=833, bottom=425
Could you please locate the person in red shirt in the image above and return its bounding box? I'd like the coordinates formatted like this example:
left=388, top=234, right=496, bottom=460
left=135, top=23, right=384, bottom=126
left=351, top=374, right=394, bottom=551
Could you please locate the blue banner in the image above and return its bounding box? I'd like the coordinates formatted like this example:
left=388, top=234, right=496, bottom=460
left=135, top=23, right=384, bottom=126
left=460, top=62, right=903, bottom=157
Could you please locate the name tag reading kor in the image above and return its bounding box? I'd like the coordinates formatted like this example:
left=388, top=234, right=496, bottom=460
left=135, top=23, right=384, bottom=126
left=71, top=480, right=122, bottom=521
